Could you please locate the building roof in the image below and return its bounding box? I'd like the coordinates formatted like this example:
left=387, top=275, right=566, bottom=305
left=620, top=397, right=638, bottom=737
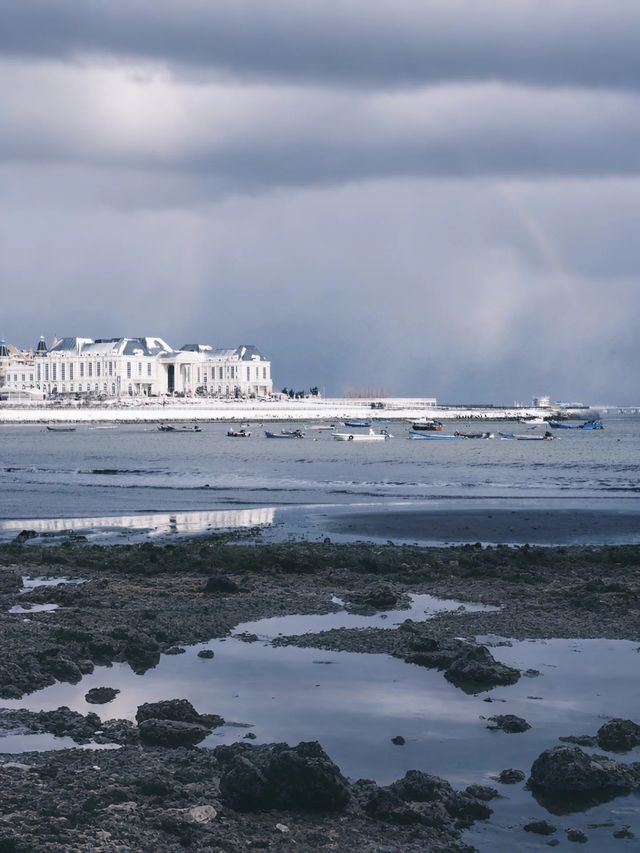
left=49, top=337, right=173, bottom=357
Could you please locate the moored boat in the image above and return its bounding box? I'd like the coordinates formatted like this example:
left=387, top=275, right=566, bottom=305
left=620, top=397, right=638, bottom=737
left=453, top=431, right=495, bottom=439
left=411, top=419, right=444, bottom=431
left=547, top=420, right=603, bottom=430
left=46, top=425, right=76, bottom=433
left=409, top=431, right=463, bottom=440
left=158, top=423, right=201, bottom=432
left=265, top=429, right=304, bottom=439
left=227, top=428, right=251, bottom=438
left=343, top=420, right=371, bottom=428
left=333, top=428, right=391, bottom=442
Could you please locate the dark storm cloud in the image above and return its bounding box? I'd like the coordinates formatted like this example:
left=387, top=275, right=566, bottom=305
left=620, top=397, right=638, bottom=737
left=0, top=0, right=639, bottom=91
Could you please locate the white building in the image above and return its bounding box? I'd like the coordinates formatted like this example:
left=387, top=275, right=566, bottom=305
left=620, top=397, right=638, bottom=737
left=0, top=336, right=273, bottom=399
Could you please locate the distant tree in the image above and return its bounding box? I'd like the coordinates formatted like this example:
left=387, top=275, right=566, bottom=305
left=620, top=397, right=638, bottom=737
left=281, top=386, right=289, bottom=396
left=309, top=386, right=319, bottom=397
left=288, top=389, right=295, bottom=398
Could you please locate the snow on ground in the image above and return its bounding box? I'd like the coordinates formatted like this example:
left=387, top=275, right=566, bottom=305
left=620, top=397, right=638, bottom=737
left=0, top=398, right=554, bottom=424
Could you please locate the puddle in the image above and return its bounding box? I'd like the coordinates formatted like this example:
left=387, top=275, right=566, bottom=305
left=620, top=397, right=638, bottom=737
left=21, top=576, right=86, bottom=591
left=0, top=599, right=638, bottom=849
left=9, top=604, right=59, bottom=614
left=233, top=593, right=497, bottom=640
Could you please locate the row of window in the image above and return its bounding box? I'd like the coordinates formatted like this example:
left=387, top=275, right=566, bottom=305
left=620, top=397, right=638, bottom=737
left=35, top=361, right=155, bottom=381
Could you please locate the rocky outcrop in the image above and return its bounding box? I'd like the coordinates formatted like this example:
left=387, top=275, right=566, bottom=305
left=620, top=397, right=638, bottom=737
left=487, top=714, right=531, bottom=734
left=216, top=741, right=350, bottom=812
left=203, top=575, right=240, bottom=593
left=405, top=639, right=520, bottom=691
left=0, top=707, right=102, bottom=743
left=524, top=820, right=556, bottom=835
left=596, top=719, right=640, bottom=753
left=528, top=745, right=640, bottom=799
left=85, top=686, right=120, bottom=704
left=497, top=768, right=525, bottom=784
left=138, top=718, right=212, bottom=747
left=135, top=698, right=223, bottom=729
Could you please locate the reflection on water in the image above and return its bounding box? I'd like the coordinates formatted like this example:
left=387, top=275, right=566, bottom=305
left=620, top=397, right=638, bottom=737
left=0, top=600, right=639, bottom=850
left=9, top=603, right=59, bottom=614
left=0, top=507, right=276, bottom=542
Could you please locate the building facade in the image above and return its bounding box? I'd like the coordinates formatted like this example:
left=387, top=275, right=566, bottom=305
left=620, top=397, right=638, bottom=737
left=0, top=336, right=273, bottom=399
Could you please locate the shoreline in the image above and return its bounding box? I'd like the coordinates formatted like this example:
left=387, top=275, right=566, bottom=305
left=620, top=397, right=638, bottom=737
left=0, top=398, right=602, bottom=424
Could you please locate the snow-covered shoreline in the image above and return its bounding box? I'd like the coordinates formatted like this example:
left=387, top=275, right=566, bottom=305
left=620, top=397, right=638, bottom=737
left=0, top=398, right=573, bottom=424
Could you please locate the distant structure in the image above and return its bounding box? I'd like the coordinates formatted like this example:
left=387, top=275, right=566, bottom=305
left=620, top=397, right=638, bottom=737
left=532, top=395, right=551, bottom=408
left=0, top=336, right=273, bottom=399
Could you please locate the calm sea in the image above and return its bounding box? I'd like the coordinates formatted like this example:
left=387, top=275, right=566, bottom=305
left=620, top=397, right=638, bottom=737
left=0, top=416, right=638, bottom=542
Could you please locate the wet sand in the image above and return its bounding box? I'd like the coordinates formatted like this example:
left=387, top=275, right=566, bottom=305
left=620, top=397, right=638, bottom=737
left=328, top=506, right=640, bottom=545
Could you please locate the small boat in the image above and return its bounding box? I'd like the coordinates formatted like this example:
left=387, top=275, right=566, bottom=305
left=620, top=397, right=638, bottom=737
left=499, top=431, right=554, bottom=441
left=409, top=431, right=463, bottom=440
left=227, top=428, right=251, bottom=438
left=333, top=428, right=391, bottom=442
left=453, top=431, right=495, bottom=439
left=411, top=419, right=444, bottom=432
left=265, top=429, right=304, bottom=439
left=158, top=423, right=202, bottom=433
left=46, top=425, right=76, bottom=433
left=343, top=420, right=372, bottom=428
left=519, top=416, right=548, bottom=425
left=547, top=420, right=603, bottom=430
left=309, top=424, right=336, bottom=431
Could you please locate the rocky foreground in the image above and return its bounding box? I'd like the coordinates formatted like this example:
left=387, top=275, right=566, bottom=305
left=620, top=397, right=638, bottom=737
left=0, top=537, right=639, bottom=850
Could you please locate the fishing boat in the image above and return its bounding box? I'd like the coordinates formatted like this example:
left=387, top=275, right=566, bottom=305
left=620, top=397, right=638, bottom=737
left=227, top=428, right=251, bottom=438
left=411, top=419, right=444, bottom=431
left=499, top=431, right=554, bottom=441
left=519, top=416, right=547, bottom=425
left=343, top=420, right=371, bottom=428
left=264, top=429, right=304, bottom=439
left=158, top=423, right=201, bottom=433
left=547, top=420, right=603, bottom=430
left=309, top=424, right=336, bottom=431
left=409, top=431, right=464, bottom=440
left=46, top=425, right=76, bottom=433
left=333, top=428, right=391, bottom=442
left=453, top=431, right=495, bottom=439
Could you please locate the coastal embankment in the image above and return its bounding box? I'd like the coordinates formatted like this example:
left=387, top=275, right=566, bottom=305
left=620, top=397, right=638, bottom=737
left=0, top=398, right=597, bottom=424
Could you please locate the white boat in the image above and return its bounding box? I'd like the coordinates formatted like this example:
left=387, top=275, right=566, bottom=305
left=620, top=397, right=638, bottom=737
left=519, top=416, right=547, bottom=425
left=333, top=428, right=391, bottom=442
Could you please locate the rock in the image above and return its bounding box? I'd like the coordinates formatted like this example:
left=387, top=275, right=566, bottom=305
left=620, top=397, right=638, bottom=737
left=389, top=770, right=453, bottom=803
left=164, top=646, right=186, bottom=655
left=95, top=719, right=139, bottom=745
left=135, top=699, right=223, bottom=729
left=444, top=792, right=492, bottom=826
left=47, top=655, right=82, bottom=684
left=391, top=735, right=405, bottom=746
left=77, top=659, right=95, bottom=675
left=243, top=732, right=257, bottom=740
left=216, top=741, right=350, bottom=812
left=464, top=784, right=499, bottom=801
left=528, top=745, right=640, bottom=797
left=0, top=568, right=22, bottom=592
left=487, top=714, right=531, bottom=734
left=405, top=639, right=520, bottom=690
left=566, top=828, right=588, bottom=843
left=559, top=735, right=598, bottom=747
left=0, top=707, right=103, bottom=743
left=85, top=687, right=120, bottom=705
left=498, top=768, right=525, bottom=784
left=363, top=788, right=425, bottom=825
left=189, top=805, right=217, bottom=824
left=13, top=530, right=38, bottom=544
left=523, top=669, right=541, bottom=678
left=197, top=650, right=215, bottom=659
left=613, top=827, right=634, bottom=839
left=524, top=820, right=557, bottom=835
left=597, top=719, right=640, bottom=753
left=203, top=575, right=239, bottom=594
left=138, top=719, right=212, bottom=747
left=114, top=628, right=160, bottom=672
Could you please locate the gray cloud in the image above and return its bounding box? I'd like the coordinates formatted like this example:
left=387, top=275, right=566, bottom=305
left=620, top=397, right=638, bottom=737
left=0, top=2, right=638, bottom=403
left=1, top=0, right=639, bottom=91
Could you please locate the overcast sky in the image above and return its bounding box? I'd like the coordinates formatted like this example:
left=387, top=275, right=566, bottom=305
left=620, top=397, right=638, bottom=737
left=1, top=1, right=639, bottom=402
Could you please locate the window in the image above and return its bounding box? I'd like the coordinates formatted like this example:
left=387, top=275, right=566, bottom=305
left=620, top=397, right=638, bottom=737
left=111, top=383, right=116, bottom=395
left=52, top=365, right=57, bottom=381
left=263, top=367, right=267, bottom=380
left=61, top=364, right=65, bottom=380
left=96, top=362, right=101, bottom=377
left=45, top=365, right=49, bottom=380
left=80, top=362, right=84, bottom=378
left=246, top=366, right=250, bottom=381
left=138, top=362, right=142, bottom=375
left=88, top=363, right=92, bottom=378
left=36, top=365, right=41, bottom=381
left=108, top=361, right=113, bottom=377
left=69, top=364, right=74, bottom=380
left=147, top=362, right=152, bottom=377
left=127, top=362, right=131, bottom=379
